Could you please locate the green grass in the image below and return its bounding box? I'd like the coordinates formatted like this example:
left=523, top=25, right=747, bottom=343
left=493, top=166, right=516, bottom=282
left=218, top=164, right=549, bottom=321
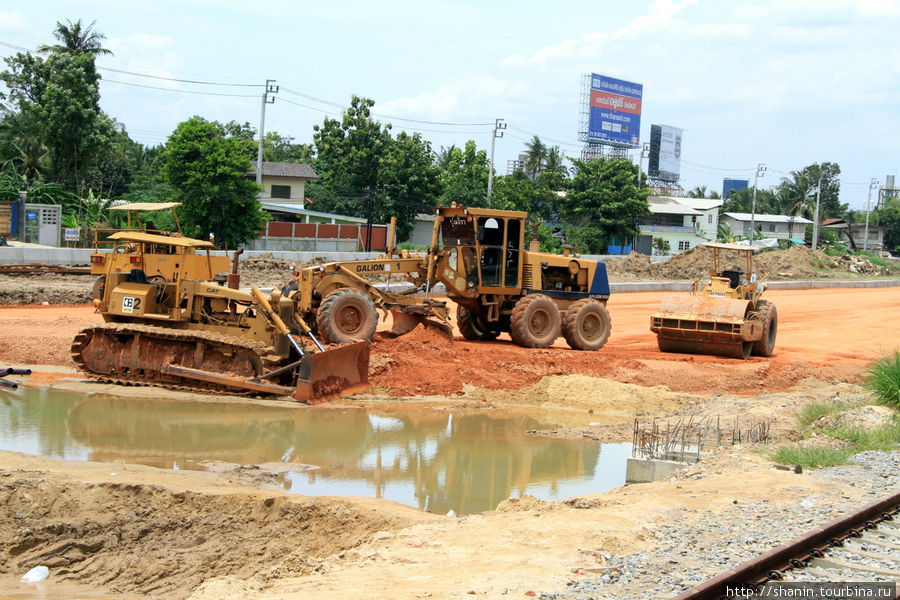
left=768, top=376, right=900, bottom=469
left=794, top=398, right=863, bottom=428
left=769, top=445, right=853, bottom=468
left=865, top=350, right=900, bottom=408
left=831, top=420, right=900, bottom=451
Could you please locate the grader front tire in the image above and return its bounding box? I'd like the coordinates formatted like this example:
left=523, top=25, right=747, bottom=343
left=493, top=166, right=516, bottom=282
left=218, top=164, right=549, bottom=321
left=510, top=294, right=560, bottom=348
left=563, top=298, right=611, bottom=351
left=316, top=288, right=378, bottom=344
left=457, top=306, right=499, bottom=341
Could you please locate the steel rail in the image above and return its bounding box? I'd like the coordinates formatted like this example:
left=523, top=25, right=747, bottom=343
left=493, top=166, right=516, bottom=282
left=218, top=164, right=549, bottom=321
left=672, top=490, right=900, bottom=600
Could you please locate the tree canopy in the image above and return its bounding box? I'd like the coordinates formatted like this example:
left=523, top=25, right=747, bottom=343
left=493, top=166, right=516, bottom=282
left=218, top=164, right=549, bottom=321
left=560, top=157, right=650, bottom=254
left=163, top=116, right=267, bottom=249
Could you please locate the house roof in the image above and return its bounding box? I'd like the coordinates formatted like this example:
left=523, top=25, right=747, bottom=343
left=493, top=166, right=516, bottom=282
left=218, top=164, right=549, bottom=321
left=650, top=195, right=722, bottom=211
left=723, top=212, right=813, bottom=224
left=648, top=196, right=702, bottom=215
left=678, top=197, right=723, bottom=211
left=250, top=161, right=318, bottom=179
left=260, top=202, right=367, bottom=223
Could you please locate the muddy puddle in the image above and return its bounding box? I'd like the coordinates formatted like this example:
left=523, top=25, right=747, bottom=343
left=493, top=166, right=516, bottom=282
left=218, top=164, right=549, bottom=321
left=0, top=386, right=631, bottom=514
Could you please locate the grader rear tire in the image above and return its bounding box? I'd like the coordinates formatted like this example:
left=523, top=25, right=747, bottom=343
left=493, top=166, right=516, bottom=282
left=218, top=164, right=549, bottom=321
left=563, top=298, right=611, bottom=351
left=751, top=300, right=777, bottom=357
left=316, top=288, right=378, bottom=344
left=510, top=294, right=560, bottom=348
left=457, top=306, right=499, bottom=341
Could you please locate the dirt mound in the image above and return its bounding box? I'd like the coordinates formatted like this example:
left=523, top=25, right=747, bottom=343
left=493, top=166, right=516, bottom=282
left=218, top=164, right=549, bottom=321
left=604, top=252, right=653, bottom=280
left=605, top=245, right=896, bottom=281
left=0, top=274, right=93, bottom=305
left=0, top=472, right=415, bottom=599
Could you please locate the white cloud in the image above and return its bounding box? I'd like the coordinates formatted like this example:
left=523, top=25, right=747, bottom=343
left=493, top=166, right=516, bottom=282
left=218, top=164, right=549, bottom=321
left=0, top=11, right=27, bottom=32
left=380, top=75, right=530, bottom=120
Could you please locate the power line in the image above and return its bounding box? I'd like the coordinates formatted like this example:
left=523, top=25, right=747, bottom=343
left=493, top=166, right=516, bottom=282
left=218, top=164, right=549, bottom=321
left=102, top=78, right=258, bottom=98
left=97, top=65, right=262, bottom=87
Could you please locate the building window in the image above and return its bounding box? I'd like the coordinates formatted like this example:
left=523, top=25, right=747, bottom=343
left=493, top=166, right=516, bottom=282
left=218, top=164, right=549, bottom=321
left=678, top=240, right=690, bottom=251
left=707, top=214, right=713, bottom=224
left=271, top=184, right=291, bottom=199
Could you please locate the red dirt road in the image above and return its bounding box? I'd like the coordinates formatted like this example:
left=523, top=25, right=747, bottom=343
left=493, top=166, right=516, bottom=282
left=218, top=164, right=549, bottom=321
left=0, top=286, right=897, bottom=396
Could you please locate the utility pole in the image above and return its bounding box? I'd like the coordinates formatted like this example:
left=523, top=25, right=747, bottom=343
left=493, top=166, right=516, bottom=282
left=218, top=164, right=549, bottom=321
left=486, top=118, right=506, bottom=205
left=864, top=177, right=879, bottom=252
left=638, top=142, right=650, bottom=188
left=256, top=79, right=279, bottom=186
left=749, top=163, right=766, bottom=240
left=812, top=176, right=822, bottom=250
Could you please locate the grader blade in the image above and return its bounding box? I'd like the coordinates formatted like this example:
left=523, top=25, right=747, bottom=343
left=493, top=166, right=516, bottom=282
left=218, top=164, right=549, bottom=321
left=650, top=294, right=759, bottom=360
left=292, top=341, right=370, bottom=404
left=386, top=309, right=454, bottom=342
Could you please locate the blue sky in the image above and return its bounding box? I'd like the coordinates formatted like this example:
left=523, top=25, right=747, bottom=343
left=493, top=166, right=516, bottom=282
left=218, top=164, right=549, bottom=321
left=1, top=0, right=898, bottom=209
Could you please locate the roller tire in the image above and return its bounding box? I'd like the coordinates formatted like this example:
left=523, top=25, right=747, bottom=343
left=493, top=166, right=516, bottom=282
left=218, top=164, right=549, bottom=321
left=457, top=306, right=499, bottom=341
left=316, top=288, right=378, bottom=344
left=751, top=300, right=777, bottom=357
left=563, top=298, right=611, bottom=351
left=509, top=294, right=560, bottom=348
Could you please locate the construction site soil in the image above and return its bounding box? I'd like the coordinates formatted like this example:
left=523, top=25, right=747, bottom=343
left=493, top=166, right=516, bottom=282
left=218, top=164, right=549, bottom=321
left=0, top=248, right=898, bottom=599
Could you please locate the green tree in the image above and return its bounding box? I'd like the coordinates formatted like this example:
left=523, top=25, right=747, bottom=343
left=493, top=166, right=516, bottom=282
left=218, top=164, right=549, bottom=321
left=523, top=136, right=547, bottom=178
left=775, top=162, right=843, bottom=221
left=1, top=20, right=109, bottom=192
left=490, top=171, right=559, bottom=221
left=377, top=131, right=441, bottom=241
left=543, top=146, right=568, bottom=177
left=561, top=157, right=650, bottom=254
left=687, top=185, right=720, bottom=199
left=874, top=199, right=900, bottom=255
left=263, top=131, right=312, bottom=163
left=163, top=116, right=266, bottom=249
left=38, top=19, right=112, bottom=57
left=437, top=140, right=490, bottom=207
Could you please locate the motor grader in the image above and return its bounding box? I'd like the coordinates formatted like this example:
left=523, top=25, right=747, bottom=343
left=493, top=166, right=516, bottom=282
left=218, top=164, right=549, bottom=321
left=649, top=242, right=777, bottom=359
left=295, top=204, right=612, bottom=351
left=72, top=231, right=369, bottom=403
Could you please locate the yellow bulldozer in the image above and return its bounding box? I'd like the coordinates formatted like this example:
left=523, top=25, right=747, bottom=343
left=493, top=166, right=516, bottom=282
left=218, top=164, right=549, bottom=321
left=292, top=204, right=612, bottom=351
left=649, top=242, right=777, bottom=359
left=72, top=231, right=369, bottom=403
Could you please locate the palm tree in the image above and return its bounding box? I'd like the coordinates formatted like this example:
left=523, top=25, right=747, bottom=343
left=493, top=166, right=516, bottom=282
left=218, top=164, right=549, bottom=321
left=523, top=136, right=547, bottom=178
left=38, top=19, right=112, bottom=57
left=543, top=146, right=568, bottom=176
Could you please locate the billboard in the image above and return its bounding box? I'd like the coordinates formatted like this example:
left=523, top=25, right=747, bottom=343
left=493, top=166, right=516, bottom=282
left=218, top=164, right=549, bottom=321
left=648, top=124, right=683, bottom=181
left=722, top=178, right=749, bottom=200
left=587, top=73, right=643, bottom=147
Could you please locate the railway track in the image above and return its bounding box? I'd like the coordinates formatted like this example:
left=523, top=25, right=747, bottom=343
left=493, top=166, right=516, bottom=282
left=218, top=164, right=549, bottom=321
left=673, top=490, right=900, bottom=600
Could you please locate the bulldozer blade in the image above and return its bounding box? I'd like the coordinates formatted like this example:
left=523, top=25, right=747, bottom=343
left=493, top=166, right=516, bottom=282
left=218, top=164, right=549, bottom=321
left=385, top=310, right=454, bottom=342
left=293, top=341, right=370, bottom=404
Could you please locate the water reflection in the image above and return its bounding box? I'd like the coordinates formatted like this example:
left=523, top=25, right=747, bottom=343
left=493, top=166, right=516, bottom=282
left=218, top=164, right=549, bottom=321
left=0, top=387, right=630, bottom=514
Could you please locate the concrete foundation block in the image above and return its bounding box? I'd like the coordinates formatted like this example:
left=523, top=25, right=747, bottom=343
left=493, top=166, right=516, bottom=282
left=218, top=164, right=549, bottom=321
left=625, top=457, right=687, bottom=483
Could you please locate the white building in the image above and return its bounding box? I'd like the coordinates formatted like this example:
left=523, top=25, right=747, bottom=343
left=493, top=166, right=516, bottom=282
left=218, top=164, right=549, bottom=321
left=636, top=196, right=723, bottom=254
left=720, top=212, right=812, bottom=242
left=250, top=161, right=318, bottom=206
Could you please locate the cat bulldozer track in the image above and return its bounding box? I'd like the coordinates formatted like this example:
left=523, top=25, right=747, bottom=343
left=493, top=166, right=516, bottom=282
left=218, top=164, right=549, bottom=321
left=650, top=242, right=777, bottom=360
left=73, top=231, right=369, bottom=403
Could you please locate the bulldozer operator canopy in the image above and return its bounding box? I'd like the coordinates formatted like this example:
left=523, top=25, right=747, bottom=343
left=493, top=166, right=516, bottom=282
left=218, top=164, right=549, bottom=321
left=109, top=202, right=182, bottom=212
left=700, top=241, right=759, bottom=253
left=107, top=231, right=217, bottom=249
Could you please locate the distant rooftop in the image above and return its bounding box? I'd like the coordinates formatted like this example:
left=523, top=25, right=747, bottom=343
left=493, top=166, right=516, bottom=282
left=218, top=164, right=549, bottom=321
left=723, top=212, right=813, bottom=224
left=250, top=161, right=318, bottom=179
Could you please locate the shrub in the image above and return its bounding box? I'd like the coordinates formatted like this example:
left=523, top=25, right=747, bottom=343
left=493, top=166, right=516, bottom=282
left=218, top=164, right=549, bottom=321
left=865, top=350, right=900, bottom=408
